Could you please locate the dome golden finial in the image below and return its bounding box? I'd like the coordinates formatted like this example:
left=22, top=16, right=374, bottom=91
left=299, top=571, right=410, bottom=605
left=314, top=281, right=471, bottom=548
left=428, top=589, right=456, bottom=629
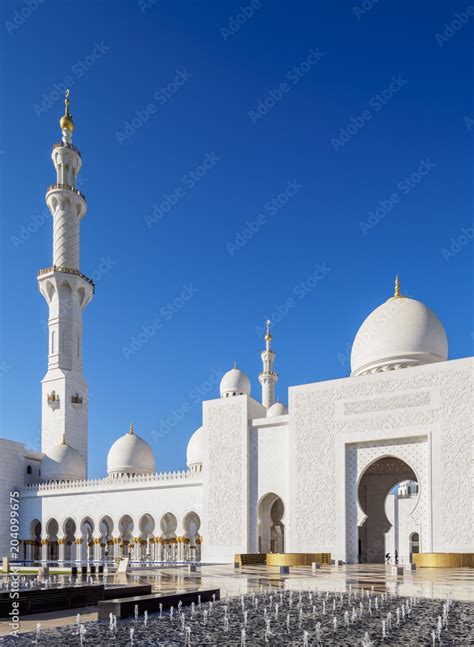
left=394, top=274, right=401, bottom=298
left=265, top=319, right=272, bottom=349
left=387, top=274, right=404, bottom=301
left=59, top=89, right=75, bottom=133
left=129, top=422, right=134, bottom=435
left=233, top=361, right=237, bottom=369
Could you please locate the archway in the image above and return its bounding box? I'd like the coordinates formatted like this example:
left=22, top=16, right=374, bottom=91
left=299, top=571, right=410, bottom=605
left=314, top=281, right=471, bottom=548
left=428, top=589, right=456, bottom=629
left=63, top=518, right=77, bottom=562
left=183, top=511, right=201, bottom=561
left=160, top=512, right=177, bottom=561
left=30, top=520, right=42, bottom=561
left=80, top=517, right=94, bottom=563
left=118, top=514, right=134, bottom=558
left=139, top=514, right=155, bottom=560
left=45, top=518, right=59, bottom=561
left=99, top=516, right=114, bottom=561
left=358, top=457, right=417, bottom=563
left=257, top=493, right=285, bottom=554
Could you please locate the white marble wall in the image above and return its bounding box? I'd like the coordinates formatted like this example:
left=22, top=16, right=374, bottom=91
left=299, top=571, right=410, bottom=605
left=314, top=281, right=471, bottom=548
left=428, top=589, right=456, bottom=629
left=288, top=357, right=473, bottom=561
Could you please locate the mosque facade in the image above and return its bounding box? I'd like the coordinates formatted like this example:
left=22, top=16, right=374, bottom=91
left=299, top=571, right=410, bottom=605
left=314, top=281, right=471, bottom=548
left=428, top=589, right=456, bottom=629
left=0, top=95, right=472, bottom=566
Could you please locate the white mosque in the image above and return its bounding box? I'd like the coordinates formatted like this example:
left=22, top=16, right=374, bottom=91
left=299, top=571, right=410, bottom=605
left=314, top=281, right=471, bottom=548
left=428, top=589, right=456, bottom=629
left=0, top=94, right=472, bottom=567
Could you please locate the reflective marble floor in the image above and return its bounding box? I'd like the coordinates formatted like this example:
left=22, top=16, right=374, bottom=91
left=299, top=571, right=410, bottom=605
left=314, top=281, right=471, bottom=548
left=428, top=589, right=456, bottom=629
left=1, top=563, right=473, bottom=635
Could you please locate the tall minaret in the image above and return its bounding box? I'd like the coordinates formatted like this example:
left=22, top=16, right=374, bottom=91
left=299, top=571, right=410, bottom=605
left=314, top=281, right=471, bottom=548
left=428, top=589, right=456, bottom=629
left=37, top=91, right=93, bottom=476
left=258, top=320, right=278, bottom=409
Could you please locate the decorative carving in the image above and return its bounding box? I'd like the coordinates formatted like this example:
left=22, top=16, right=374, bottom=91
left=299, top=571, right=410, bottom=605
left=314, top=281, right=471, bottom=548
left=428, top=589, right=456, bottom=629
left=292, top=364, right=473, bottom=551
left=207, top=402, right=244, bottom=547
left=343, top=391, right=430, bottom=416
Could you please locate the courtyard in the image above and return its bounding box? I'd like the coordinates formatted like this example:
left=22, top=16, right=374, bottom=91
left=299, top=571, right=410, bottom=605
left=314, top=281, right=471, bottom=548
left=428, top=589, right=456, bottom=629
left=1, top=563, right=473, bottom=643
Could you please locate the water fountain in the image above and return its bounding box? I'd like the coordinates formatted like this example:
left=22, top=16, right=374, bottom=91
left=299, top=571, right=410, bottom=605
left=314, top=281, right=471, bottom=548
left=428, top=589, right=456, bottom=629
left=3, top=583, right=471, bottom=646
left=33, top=623, right=41, bottom=644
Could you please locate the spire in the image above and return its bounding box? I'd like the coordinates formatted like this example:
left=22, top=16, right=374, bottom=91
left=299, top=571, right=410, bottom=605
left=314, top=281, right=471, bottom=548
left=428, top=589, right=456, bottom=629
left=265, top=319, right=272, bottom=351
left=394, top=274, right=401, bottom=298
left=59, top=89, right=75, bottom=143
left=129, top=422, right=134, bottom=435
left=259, top=319, right=278, bottom=408
left=387, top=274, right=405, bottom=301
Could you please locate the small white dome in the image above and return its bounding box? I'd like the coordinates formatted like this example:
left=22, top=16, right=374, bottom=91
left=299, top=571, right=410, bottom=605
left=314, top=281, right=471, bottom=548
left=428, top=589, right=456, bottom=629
left=220, top=367, right=251, bottom=398
left=41, top=441, right=86, bottom=481
left=107, top=424, right=155, bottom=476
left=351, top=295, right=448, bottom=376
left=187, top=426, right=204, bottom=468
left=267, top=402, right=288, bottom=417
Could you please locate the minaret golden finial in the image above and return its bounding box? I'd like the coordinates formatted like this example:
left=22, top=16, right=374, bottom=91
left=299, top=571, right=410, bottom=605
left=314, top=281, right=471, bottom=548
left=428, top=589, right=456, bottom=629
left=265, top=319, right=272, bottom=350
left=394, top=274, right=401, bottom=298
left=59, top=89, right=75, bottom=133
left=129, top=422, right=134, bottom=435
left=61, top=432, right=66, bottom=445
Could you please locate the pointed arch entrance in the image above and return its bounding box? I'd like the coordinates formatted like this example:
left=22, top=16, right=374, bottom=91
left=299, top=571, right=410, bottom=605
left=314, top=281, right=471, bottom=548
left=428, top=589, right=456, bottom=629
left=342, top=437, right=429, bottom=564
left=257, top=492, right=285, bottom=554
left=357, top=456, right=417, bottom=563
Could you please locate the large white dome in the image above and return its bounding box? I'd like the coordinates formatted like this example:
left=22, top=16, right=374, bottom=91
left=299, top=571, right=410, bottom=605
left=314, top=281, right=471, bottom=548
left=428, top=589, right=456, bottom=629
left=186, top=426, right=204, bottom=471
left=220, top=367, right=251, bottom=398
left=351, top=294, right=448, bottom=376
left=41, top=440, right=86, bottom=482
left=107, top=424, right=155, bottom=477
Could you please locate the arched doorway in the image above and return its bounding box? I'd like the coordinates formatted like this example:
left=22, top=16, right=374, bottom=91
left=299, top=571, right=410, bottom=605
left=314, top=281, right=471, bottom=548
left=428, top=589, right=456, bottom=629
left=358, top=457, right=417, bottom=563
left=257, top=493, right=285, bottom=554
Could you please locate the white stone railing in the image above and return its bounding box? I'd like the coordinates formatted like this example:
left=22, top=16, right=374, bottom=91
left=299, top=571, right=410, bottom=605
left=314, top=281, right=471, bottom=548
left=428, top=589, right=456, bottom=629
left=23, top=469, right=201, bottom=493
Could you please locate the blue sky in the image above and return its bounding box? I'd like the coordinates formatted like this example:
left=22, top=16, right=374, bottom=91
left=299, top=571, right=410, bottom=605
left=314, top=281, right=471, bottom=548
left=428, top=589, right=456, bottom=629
left=0, top=0, right=472, bottom=478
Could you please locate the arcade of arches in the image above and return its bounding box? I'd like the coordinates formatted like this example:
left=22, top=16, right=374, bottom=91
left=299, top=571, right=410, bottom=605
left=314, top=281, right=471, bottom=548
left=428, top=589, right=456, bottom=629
left=23, top=511, right=202, bottom=563
left=358, top=456, right=417, bottom=564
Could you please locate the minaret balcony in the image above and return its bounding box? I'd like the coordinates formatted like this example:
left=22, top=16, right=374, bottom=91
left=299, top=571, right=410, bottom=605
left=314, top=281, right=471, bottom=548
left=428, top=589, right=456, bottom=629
left=38, top=266, right=95, bottom=293
left=52, top=141, right=81, bottom=158
left=46, top=183, right=86, bottom=202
